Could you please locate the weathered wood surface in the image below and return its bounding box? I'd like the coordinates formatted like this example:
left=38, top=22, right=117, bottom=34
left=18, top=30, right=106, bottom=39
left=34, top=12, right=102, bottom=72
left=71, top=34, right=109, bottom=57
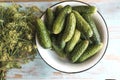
left=1, top=0, right=120, bottom=80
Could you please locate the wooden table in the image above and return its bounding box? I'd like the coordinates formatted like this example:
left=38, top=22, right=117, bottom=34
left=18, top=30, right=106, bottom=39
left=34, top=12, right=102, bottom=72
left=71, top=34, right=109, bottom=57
left=1, top=0, right=120, bottom=80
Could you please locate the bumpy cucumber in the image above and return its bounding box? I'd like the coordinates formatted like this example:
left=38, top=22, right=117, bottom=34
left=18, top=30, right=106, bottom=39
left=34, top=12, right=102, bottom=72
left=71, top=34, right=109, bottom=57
left=72, top=6, right=97, bottom=14
left=37, top=19, right=52, bottom=49
left=53, top=5, right=72, bottom=34
left=59, top=40, right=66, bottom=49
left=65, top=29, right=81, bottom=53
left=62, top=12, right=76, bottom=42
left=82, top=14, right=101, bottom=44
left=71, top=40, right=89, bottom=63
left=72, top=10, right=93, bottom=38
left=57, top=33, right=66, bottom=49
left=45, top=8, right=54, bottom=32
left=77, top=43, right=103, bottom=62
left=51, top=36, right=66, bottom=58
left=55, top=5, right=63, bottom=16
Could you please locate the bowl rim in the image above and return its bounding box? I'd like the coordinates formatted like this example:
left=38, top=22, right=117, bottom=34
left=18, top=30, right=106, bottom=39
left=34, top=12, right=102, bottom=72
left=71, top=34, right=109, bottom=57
left=37, top=0, right=109, bottom=74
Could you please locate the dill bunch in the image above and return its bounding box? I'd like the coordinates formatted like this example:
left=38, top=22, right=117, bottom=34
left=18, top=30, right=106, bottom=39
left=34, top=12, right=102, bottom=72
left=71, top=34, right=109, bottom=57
left=0, top=3, right=43, bottom=79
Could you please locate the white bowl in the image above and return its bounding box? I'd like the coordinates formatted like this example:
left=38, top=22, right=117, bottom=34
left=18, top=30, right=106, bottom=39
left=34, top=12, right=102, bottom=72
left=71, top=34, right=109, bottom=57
left=36, top=1, right=109, bottom=73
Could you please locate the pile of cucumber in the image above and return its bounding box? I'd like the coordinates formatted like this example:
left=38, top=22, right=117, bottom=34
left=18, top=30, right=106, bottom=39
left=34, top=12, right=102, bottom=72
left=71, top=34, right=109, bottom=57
left=36, top=5, right=103, bottom=63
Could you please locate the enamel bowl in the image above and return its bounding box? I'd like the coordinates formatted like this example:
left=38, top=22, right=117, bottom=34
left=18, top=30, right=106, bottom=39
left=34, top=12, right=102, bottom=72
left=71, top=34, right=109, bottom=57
left=36, top=1, right=109, bottom=73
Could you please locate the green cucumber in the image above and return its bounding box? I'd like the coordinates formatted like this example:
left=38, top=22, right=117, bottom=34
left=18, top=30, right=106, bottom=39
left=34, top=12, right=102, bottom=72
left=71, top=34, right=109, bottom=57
left=53, top=5, right=72, bottom=34
left=62, top=12, right=76, bottom=42
left=57, top=33, right=66, bottom=50
left=82, top=14, right=101, bottom=44
left=72, top=6, right=97, bottom=14
left=65, top=29, right=81, bottom=53
left=71, top=40, right=89, bottom=63
left=37, top=19, right=52, bottom=49
left=77, top=43, right=103, bottom=62
left=72, top=10, right=93, bottom=38
left=55, top=5, right=63, bottom=17
left=51, top=36, right=66, bottom=58
left=45, top=8, right=54, bottom=32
